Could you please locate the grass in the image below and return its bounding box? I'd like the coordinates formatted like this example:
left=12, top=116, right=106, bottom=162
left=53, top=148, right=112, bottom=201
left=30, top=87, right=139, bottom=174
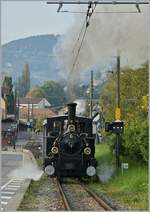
left=89, top=142, right=149, bottom=210
left=18, top=174, right=47, bottom=210
left=36, top=157, right=43, bottom=168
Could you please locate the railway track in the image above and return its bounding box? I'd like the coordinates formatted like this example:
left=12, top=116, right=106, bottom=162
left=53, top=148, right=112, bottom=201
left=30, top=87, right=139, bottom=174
left=55, top=178, right=112, bottom=211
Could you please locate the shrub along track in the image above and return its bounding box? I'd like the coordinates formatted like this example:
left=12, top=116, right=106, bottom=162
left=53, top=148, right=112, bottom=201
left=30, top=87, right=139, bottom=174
left=56, top=177, right=113, bottom=211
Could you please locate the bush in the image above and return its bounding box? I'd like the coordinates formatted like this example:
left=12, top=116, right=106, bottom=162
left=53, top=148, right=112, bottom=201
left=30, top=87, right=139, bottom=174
left=100, top=64, right=148, bottom=165
left=103, top=116, right=148, bottom=164
left=123, top=116, right=148, bottom=164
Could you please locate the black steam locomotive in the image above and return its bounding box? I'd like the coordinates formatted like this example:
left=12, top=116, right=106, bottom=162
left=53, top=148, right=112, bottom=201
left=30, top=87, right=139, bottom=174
left=43, top=103, right=97, bottom=177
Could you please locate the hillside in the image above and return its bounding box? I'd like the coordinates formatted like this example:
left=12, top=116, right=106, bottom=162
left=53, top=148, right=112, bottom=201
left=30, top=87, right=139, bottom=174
left=2, top=34, right=62, bottom=86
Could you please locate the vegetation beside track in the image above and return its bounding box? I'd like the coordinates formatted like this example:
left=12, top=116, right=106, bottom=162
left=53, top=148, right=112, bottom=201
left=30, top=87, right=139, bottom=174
left=18, top=175, right=47, bottom=210
left=100, top=63, right=148, bottom=164
left=89, top=143, right=148, bottom=210
left=18, top=175, right=65, bottom=211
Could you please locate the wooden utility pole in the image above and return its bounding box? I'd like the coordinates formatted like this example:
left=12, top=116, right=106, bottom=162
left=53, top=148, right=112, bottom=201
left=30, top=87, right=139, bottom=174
left=115, top=54, right=121, bottom=169
left=17, top=93, right=20, bottom=124
left=31, top=103, right=34, bottom=120
left=117, top=55, right=121, bottom=109
left=90, top=70, right=93, bottom=118
left=14, top=88, right=17, bottom=121
left=28, top=98, right=30, bottom=122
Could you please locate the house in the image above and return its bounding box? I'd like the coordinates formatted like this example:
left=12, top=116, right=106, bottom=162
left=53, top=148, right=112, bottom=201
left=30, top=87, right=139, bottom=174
left=18, top=97, right=51, bottom=109
left=19, top=107, right=56, bottom=120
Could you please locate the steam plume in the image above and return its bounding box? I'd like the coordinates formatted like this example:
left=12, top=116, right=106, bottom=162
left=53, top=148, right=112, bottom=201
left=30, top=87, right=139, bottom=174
left=54, top=4, right=149, bottom=78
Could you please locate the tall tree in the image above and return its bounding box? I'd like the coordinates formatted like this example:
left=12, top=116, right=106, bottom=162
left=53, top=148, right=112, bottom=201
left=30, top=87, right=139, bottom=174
left=15, top=63, right=30, bottom=97
left=26, top=87, right=44, bottom=98
left=2, top=76, right=14, bottom=114
left=22, top=63, right=30, bottom=96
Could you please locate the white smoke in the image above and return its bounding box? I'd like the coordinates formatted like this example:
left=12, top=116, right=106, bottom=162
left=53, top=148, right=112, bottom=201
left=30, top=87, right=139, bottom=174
left=97, top=164, right=115, bottom=183
left=9, top=150, right=43, bottom=181
left=74, top=99, right=86, bottom=115
left=54, top=4, right=149, bottom=77
left=9, top=161, right=43, bottom=181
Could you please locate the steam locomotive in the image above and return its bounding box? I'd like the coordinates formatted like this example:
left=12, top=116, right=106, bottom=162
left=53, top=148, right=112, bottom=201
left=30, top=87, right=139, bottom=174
left=43, top=103, right=97, bottom=177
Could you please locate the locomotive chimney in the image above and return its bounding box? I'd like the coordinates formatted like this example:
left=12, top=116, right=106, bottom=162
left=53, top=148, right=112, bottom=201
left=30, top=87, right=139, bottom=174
left=67, top=103, right=77, bottom=125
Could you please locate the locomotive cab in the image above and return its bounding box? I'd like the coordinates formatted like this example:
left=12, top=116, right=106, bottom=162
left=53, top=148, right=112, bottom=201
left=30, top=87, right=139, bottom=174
left=43, top=103, right=97, bottom=177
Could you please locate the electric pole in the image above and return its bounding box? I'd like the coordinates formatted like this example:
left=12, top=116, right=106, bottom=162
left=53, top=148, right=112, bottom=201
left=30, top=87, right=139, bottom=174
left=27, top=98, right=31, bottom=140
left=90, top=70, right=93, bottom=118
left=13, top=88, right=16, bottom=120
left=32, top=103, right=33, bottom=120
left=117, top=55, right=120, bottom=109
left=17, top=91, right=20, bottom=130
left=31, top=102, right=34, bottom=132
left=28, top=98, right=30, bottom=122
left=115, top=54, right=121, bottom=168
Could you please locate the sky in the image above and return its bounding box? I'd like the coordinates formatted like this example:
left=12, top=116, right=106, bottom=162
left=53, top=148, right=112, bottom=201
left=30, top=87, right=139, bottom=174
left=1, top=1, right=149, bottom=70
left=1, top=1, right=75, bottom=44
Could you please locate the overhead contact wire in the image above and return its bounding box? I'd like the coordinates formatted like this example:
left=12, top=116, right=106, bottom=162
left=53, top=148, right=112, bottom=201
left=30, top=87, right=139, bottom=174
left=72, top=18, right=86, bottom=54
left=70, top=4, right=97, bottom=75
left=70, top=26, right=88, bottom=74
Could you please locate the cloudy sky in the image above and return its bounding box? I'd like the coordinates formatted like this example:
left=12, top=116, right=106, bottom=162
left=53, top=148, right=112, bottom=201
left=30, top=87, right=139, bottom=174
left=1, top=1, right=75, bottom=44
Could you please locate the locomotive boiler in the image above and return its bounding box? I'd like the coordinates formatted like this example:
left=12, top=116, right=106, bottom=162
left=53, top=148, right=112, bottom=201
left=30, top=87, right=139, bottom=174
left=43, top=103, right=97, bottom=177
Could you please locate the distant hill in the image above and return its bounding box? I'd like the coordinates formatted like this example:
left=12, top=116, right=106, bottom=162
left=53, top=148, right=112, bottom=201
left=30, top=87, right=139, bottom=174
left=2, top=34, right=62, bottom=86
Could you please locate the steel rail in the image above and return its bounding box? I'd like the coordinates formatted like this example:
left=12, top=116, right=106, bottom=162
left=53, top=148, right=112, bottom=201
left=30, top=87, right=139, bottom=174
left=81, top=183, right=113, bottom=211
left=47, top=1, right=149, bottom=5
left=56, top=178, right=71, bottom=211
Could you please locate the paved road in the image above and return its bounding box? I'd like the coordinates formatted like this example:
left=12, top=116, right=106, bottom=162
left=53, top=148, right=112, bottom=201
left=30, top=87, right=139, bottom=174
left=1, top=152, right=23, bottom=186
left=1, top=150, right=32, bottom=211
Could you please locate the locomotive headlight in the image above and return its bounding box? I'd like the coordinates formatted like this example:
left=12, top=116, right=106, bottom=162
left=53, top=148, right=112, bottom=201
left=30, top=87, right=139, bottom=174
left=84, top=147, right=91, bottom=155
left=86, top=166, right=96, bottom=177
left=51, top=146, right=58, bottom=154
left=45, top=165, right=55, bottom=176
left=68, top=124, right=75, bottom=133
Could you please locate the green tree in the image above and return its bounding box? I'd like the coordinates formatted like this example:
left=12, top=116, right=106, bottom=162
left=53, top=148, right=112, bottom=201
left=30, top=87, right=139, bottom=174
left=100, top=63, right=148, bottom=164
left=22, top=64, right=30, bottom=96
left=26, top=87, right=44, bottom=98
left=35, top=118, right=44, bottom=131
left=2, top=76, right=14, bottom=114
left=41, top=80, right=67, bottom=106
left=15, top=63, right=30, bottom=97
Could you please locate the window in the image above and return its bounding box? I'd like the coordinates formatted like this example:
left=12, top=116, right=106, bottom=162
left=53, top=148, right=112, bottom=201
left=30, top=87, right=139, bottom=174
left=53, top=121, right=61, bottom=132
